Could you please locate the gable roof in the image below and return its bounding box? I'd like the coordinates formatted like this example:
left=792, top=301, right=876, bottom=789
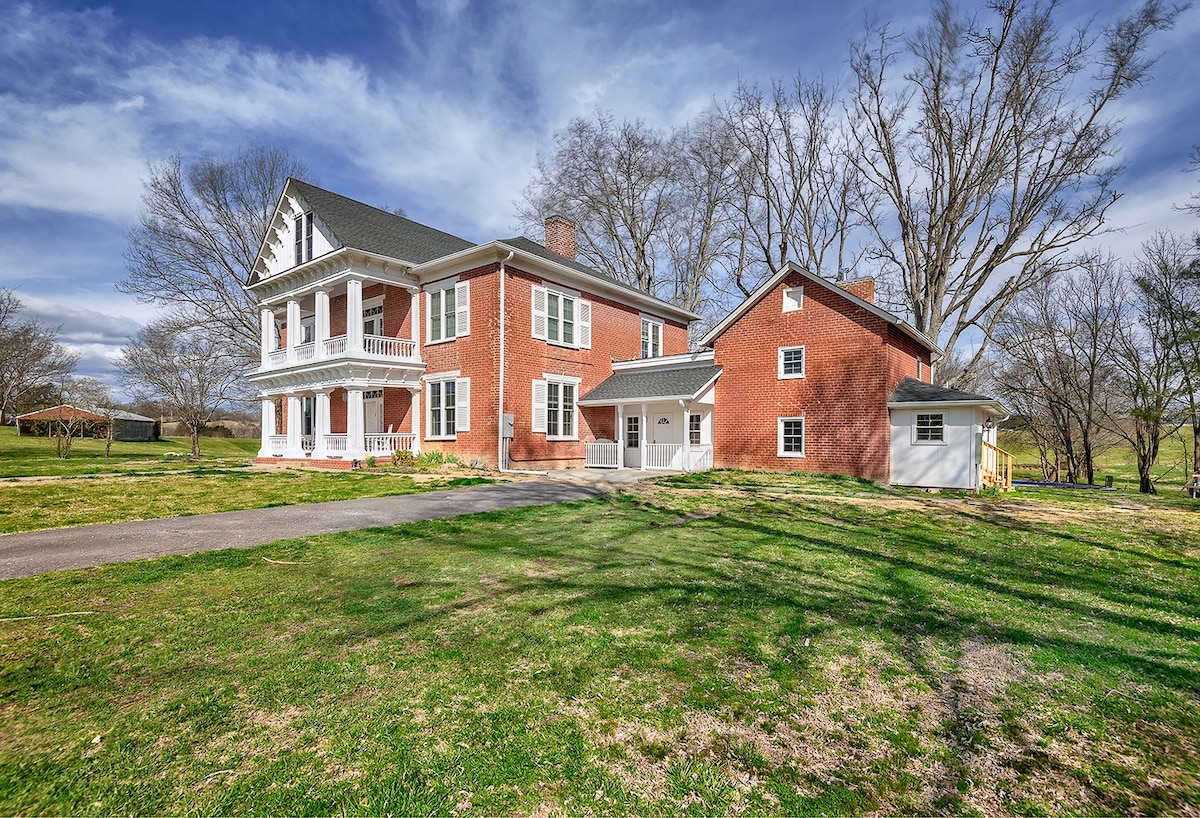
left=497, top=236, right=621, bottom=286
left=698, top=262, right=938, bottom=353
left=887, top=377, right=1010, bottom=417
left=579, top=365, right=722, bottom=405
left=16, top=405, right=105, bottom=422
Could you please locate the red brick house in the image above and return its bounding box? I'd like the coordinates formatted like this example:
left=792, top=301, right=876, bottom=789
left=248, top=181, right=1010, bottom=487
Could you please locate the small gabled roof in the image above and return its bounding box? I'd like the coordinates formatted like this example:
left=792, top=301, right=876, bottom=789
left=579, top=365, right=722, bottom=405
left=887, top=377, right=1010, bottom=416
left=699, top=261, right=938, bottom=353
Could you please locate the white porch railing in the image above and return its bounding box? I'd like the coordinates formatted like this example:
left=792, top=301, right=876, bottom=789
left=294, top=343, right=316, bottom=362
left=323, top=336, right=347, bottom=356
left=301, top=435, right=316, bottom=452
left=267, top=435, right=287, bottom=453
left=687, top=445, right=713, bottom=471
left=585, top=440, right=620, bottom=468
left=363, top=334, right=416, bottom=359
left=267, top=350, right=287, bottom=366
left=645, top=443, right=682, bottom=470
left=324, top=434, right=348, bottom=453
left=365, top=433, right=416, bottom=454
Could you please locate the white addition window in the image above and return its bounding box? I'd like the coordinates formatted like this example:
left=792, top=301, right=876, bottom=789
left=641, top=317, right=662, bottom=358
left=778, top=346, right=806, bottom=379
left=777, top=416, right=806, bottom=458
left=782, top=286, right=803, bottom=312
left=426, top=374, right=470, bottom=439
left=689, top=414, right=701, bottom=446
left=294, top=212, right=314, bottom=266
left=427, top=281, right=470, bottom=344
left=532, top=285, right=592, bottom=349
left=626, top=415, right=640, bottom=448
left=531, top=375, right=581, bottom=440
left=915, top=413, right=945, bottom=443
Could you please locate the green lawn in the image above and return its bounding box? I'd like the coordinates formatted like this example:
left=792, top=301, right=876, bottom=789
left=999, top=428, right=1196, bottom=490
left=2, top=471, right=1196, bottom=815
left=0, top=426, right=259, bottom=478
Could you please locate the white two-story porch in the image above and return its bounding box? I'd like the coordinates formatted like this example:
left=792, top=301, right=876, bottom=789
left=577, top=353, right=721, bottom=472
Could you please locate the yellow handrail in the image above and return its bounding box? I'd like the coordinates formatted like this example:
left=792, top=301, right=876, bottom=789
left=981, top=440, right=1013, bottom=491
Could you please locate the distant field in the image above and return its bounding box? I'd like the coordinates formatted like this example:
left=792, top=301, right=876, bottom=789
left=998, top=428, right=1195, bottom=491
left=0, top=427, right=258, bottom=478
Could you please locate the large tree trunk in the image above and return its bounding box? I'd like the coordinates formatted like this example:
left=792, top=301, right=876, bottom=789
left=189, top=427, right=201, bottom=457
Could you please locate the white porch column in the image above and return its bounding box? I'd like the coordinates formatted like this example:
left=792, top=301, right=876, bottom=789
left=410, top=287, right=421, bottom=351
left=409, top=387, right=422, bottom=454
left=259, top=308, right=275, bottom=368
left=681, top=400, right=692, bottom=473
left=347, top=279, right=363, bottom=353
left=347, top=388, right=365, bottom=461
left=257, top=397, right=275, bottom=457
left=285, top=299, right=301, bottom=362
left=313, top=390, right=331, bottom=458
left=617, top=405, right=625, bottom=468
left=314, top=290, right=330, bottom=359
left=640, top=402, right=648, bottom=472
left=286, top=395, right=303, bottom=457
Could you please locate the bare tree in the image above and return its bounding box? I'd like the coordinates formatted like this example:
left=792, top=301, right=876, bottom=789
left=45, top=377, right=111, bottom=459
left=0, top=288, right=79, bottom=423
left=116, top=322, right=245, bottom=457
left=848, top=0, right=1183, bottom=383
left=118, top=144, right=307, bottom=367
left=719, top=77, right=872, bottom=296
left=1133, top=231, right=1200, bottom=476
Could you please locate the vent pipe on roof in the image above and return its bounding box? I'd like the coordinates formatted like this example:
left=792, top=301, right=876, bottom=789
left=544, top=215, right=577, bottom=261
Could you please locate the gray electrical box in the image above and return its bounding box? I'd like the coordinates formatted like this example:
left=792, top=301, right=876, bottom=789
left=501, top=413, right=515, bottom=439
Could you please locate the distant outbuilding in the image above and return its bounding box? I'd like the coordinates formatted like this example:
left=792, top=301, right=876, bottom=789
left=15, top=405, right=160, bottom=442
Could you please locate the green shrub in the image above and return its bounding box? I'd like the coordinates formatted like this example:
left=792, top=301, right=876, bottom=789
left=391, top=449, right=417, bottom=467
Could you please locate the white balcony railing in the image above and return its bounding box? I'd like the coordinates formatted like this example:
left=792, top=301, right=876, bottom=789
left=645, top=443, right=682, bottom=470
left=365, top=433, right=416, bottom=454
left=294, top=343, right=316, bottom=362
left=323, top=336, right=347, bottom=356
left=267, top=350, right=288, bottom=366
left=267, top=435, right=288, bottom=453
left=262, top=335, right=418, bottom=370
left=324, top=434, right=348, bottom=453
left=585, top=440, right=620, bottom=468
left=363, top=335, right=416, bottom=359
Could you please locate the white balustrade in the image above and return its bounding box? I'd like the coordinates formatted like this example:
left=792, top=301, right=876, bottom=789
left=267, top=435, right=288, bottom=453
left=267, top=350, right=287, bottom=366
left=363, top=334, right=416, bottom=359
left=324, top=434, right=348, bottom=452
left=687, top=445, right=714, bottom=471
left=364, top=433, right=416, bottom=454
left=644, top=443, right=682, bottom=470
left=324, top=336, right=348, bottom=355
left=301, top=435, right=316, bottom=452
left=585, top=440, right=620, bottom=468
left=294, top=343, right=316, bottom=362
left=262, top=334, right=416, bottom=369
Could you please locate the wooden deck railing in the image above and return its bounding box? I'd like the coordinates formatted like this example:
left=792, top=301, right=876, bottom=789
left=981, top=440, right=1013, bottom=491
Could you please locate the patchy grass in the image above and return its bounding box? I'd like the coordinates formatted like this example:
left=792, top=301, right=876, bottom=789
left=0, top=427, right=259, bottom=478
left=0, top=470, right=495, bottom=534
left=1, top=470, right=1196, bottom=815
left=999, top=427, right=1196, bottom=492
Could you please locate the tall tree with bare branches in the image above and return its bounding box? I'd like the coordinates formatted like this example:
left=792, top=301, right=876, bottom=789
left=848, top=0, right=1183, bottom=384
left=0, top=288, right=78, bottom=423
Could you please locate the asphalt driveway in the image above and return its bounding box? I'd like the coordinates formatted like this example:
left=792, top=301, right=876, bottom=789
left=0, top=478, right=613, bottom=580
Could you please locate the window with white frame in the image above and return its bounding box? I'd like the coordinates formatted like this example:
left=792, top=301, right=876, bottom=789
left=426, top=374, right=470, bottom=439
left=777, top=416, right=805, bottom=457
left=427, top=281, right=469, bottom=344
left=778, top=346, right=806, bottom=379
left=782, top=286, right=803, bottom=312
left=362, top=302, right=383, bottom=337
left=689, top=414, right=701, bottom=446
left=915, top=412, right=944, bottom=443
left=300, top=317, right=315, bottom=345
left=626, top=415, right=640, bottom=448
left=531, top=375, right=581, bottom=440
left=294, top=212, right=314, bottom=266
left=641, top=317, right=662, bottom=358
left=532, top=285, right=592, bottom=349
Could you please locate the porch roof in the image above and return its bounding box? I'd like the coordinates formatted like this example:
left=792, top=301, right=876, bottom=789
left=578, top=365, right=721, bottom=406
left=887, top=377, right=1010, bottom=416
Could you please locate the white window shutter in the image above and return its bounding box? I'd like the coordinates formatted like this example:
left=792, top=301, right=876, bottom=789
left=531, top=379, right=547, bottom=433
left=425, top=290, right=434, bottom=342
left=578, top=299, right=592, bottom=349
left=532, top=285, right=547, bottom=340
left=455, top=377, right=470, bottom=432
left=455, top=282, right=470, bottom=337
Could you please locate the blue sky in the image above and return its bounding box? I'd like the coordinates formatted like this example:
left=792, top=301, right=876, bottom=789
left=2, top=0, right=1198, bottom=386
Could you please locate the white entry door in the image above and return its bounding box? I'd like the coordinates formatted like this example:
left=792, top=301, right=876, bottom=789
left=364, top=397, right=384, bottom=434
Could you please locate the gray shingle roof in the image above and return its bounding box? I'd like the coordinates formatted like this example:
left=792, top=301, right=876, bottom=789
left=498, top=236, right=620, bottom=284
left=580, top=365, right=722, bottom=404
left=291, top=179, right=475, bottom=264
left=888, top=377, right=997, bottom=404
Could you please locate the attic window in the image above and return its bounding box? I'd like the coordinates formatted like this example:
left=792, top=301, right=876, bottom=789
left=294, top=212, right=314, bottom=266
left=782, top=286, right=803, bottom=312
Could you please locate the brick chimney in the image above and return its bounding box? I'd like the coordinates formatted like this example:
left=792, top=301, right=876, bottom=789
left=544, top=215, right=577, bottom=261
left=837, top=276, right=875, bottom=305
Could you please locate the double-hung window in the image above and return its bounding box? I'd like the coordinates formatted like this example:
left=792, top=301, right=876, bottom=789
left=426, top=373, right=470, bottom=439
left=778, top=346, right=805, bottom=379
left=641, top=317, right=662, bottom=358
left=427, top=281, right=470, bottom=344
left=294, top=212, right=314, bottom=266
left=532, top=285, right=592, bottom=349
left=689, top=414, right=702, bottom=446
left=777, top=416, right=806, bottom=457
left=915, top=413, right=944, bottom=443
left=531, top=374, right=581, bottom=440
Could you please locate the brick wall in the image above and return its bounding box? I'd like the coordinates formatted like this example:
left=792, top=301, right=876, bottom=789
left=710, top=272, right=929, bottom=482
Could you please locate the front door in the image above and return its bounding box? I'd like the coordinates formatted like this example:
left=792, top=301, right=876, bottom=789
left=364, top=396, right=384, bottom=435
left=625, top=414, right=641, bottom=468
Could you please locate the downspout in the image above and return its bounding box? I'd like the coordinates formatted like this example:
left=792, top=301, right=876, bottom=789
left=495, top=250, right=545, bottom=475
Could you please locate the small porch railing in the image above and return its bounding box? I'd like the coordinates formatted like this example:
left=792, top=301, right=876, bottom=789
left=294, top=343, right=316, bottom=362
left=324, top=434, right=348, bottom=453
left=687, top=445, right=714, bottom=471
left=585, top=440, right=620, bottom=468
left=323, top=336, right=348, bottom=356
left=365, top=433, right=416, bottom=454
left=363, top=334, right=416, bottom=359
left=981, top=441, right=1013, bottom=491
left=645, top=443, right=681, bottom=470
left=267, top=435, right=287, bottom=453
left=266, top=350, right=287, bottom=366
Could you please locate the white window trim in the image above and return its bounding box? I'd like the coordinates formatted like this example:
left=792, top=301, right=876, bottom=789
left=913, top=412, right=946, bottom=445
left=641, top=315, right=663, bottom=359
left=532, top=284, right=591, bottom=350
left=777, top=345, right=806, bottom=379
left=424, top=370, right=465, bottom=440
left=425, top=278, right=469, bottom=346
left=777, top=416, right=806, bottom=458
left=783, top=286, right=804, bottom=313
left=532, top=373, right=582, bottom=440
